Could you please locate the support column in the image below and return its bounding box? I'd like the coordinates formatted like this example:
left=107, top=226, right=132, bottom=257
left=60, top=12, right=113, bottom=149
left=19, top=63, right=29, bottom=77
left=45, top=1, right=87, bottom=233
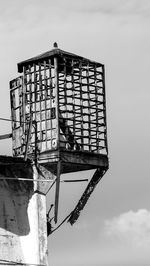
left=0, top=159, right=52, bottom=266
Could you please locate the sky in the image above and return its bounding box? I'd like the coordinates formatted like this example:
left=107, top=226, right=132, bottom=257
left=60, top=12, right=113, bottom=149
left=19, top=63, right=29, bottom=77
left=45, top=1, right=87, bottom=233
left=0, top=0, right=150, bottom=265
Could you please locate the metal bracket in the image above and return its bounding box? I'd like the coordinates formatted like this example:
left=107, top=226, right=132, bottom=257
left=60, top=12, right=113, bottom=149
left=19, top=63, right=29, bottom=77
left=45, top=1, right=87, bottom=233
left=68, top=167, right=108, bottom=225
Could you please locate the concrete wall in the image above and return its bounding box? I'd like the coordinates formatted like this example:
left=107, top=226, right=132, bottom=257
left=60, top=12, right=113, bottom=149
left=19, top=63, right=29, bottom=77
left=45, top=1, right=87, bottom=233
left=0, top=158, right=51, bottom=266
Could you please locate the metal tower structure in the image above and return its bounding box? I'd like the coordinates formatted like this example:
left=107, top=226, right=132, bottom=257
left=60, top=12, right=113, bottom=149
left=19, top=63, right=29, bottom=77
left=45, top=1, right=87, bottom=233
left=9, top=43, right=109, bottom=224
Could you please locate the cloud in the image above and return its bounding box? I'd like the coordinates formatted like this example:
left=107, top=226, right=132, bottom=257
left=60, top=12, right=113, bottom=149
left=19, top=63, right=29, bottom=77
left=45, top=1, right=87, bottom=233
left=104, top=209, right=150, bottom=248
left=59, top=0, right=150, bottom=18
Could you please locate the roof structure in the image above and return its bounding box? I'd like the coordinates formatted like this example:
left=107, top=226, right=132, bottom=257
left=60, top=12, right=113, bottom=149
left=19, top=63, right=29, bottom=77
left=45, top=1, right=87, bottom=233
left=17, top=47, right=103, bottom=73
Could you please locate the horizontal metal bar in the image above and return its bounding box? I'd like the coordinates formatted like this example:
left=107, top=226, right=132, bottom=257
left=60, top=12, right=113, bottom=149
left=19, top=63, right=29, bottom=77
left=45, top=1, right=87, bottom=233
left=0, top=133, right=12, bottom=140
left=0, top=177, right=88, bottom=183
left=63, top=179, right=88, bottom=183
left=0, top=177, right=55, bottom=182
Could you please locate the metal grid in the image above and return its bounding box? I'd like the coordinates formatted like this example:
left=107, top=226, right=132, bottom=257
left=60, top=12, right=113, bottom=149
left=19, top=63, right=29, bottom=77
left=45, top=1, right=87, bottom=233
left=10, top=55, right=108, bottom=158
left=10, top=60, right=57, bottom=157
left=58, top=57, right=108, bottom=154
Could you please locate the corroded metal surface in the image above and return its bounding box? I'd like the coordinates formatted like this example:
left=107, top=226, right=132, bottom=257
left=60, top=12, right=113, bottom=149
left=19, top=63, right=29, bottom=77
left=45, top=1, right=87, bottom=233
left=10, top=48, right=108, bottom=175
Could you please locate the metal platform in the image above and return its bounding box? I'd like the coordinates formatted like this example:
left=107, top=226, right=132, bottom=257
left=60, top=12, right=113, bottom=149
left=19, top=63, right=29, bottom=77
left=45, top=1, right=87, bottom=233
left=38, top=150, right=108, bottom=174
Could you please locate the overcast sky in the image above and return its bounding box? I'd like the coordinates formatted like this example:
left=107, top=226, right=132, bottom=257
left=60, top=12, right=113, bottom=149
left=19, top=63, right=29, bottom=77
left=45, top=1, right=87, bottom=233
left=0, top=0, right=150, bottom=265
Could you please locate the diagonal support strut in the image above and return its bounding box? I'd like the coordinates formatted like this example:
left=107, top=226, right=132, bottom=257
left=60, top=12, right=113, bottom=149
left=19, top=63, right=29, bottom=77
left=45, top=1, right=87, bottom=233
left=68, top=167, right=108, bottom=225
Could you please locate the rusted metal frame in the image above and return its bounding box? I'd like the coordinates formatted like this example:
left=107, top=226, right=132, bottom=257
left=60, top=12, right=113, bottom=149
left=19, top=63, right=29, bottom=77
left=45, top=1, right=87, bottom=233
left=58, top=60, right=79, bottom=152
left=59, top=85, right=80, bottom=90
left=26, top=81, right=51, bottom=88
left=89, top=99, right=104, bottom=104
left=38, top=62, right=43, bottom=151
left=70, top=91, right=81, bottom=150
left=96, top=68, right=106, bottom=153
left=59, top=102, right=103, bottom=109
left=10, top=86, right=16, bottom=129
left=58, top=82, right=65, bottom=86
left=73, top=64, right=81, bottom=133
left=72, top=65, right=91, bottom=72
left=92, top=118, right=104, bottom=122
left=61, top=57, right=68, bottom=148
left=54, top=56, right=61, bottom=224
left=90, top=131, right=104, bottom=136
left=9, top=78, right=19, bottom=88
left=59, top=102, right=84, bottom=108
left=64, top=125, right=104, bottom=134
left=32, top=97, right=53, bottom=105
left=25, top=65, right=51, bottom=73
left=86, top=66, right=102, bottom=72
left=59, top=95, right=103, bottom=103
left=33, top=121, right=38, bottom=165
left=85, top=72, right=103, bottom=78
left=60, top=110, right=94, bottom=115
left=59, top=87, right=89, bottom=94
left=59, top=115, right=80, bottom=150
left=33, top=64, right=38, bottom=160
left=58, top=79, right=75, bottom=84
left=78, top=61, right=84, bottom=150
left=18, top=78, right=22, bottom=130
left=94, top=65, right=99, bottom=153
left=60, top=104, right=104, bottom=111
left=48, top=59, right=53, bottom=150
left=58, top=138, right=104, bottom=149
left=69, top=81, right=90, bottom=87
left=11, top=85, right=21, bottom=152
left=28, top=65, right=33, bottom=152
left=59, top=133, right=104, bottom=140
left=61, top=117, right=104, bottom=125
left=89, top=91, right=104, bottom=95
left=43, top=60, right=48, bottom=150
left=77, top=133, right=103, bottom=140
left=69, top=73, right=91, bottom=79
left=0, top=177, right=54, bottom=182
left=76, top=78, right=103, bottom=86
left=0, top=177, right=88, bottom=183
left=60, top=111, right=100, bottom=118
left=22, top=66, right=27, bottom=136
left=85, top=72, right=103, bottom=81
left=102, top=65, right=108, bottom=155
left=68, top=167, right=108, bottom=225
left=89, top=86, right=104, bottom=92
left=90, top=143, right=104, bottom=149
left=89, top=66, right=95, bottom=152
left=91, top=96, right=103, bottom=103
left=86, top=63, right=92, bottom=152
left=90, top=108, right=104, bottom=113
left=72, top=76, right=103, bottom=84
left=24, top=114, right=33, bottom=161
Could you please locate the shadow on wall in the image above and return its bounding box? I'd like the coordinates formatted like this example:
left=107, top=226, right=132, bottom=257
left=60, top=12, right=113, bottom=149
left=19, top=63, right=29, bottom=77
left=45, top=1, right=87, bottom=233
left=0, top=162, right=33, bottom=236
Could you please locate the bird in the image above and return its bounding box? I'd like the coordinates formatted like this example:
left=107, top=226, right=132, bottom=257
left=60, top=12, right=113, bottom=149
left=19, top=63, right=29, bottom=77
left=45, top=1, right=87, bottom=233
left=53, top=42, right=58, bottom=48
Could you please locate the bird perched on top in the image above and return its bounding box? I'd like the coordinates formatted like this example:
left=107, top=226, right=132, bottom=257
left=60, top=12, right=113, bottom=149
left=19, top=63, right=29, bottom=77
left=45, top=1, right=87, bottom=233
left=53, top=42, right=58, bottom=48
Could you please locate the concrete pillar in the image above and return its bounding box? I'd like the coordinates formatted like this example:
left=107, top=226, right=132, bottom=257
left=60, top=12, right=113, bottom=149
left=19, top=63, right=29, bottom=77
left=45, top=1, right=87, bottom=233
left=0, top=157, right=52, bottom=266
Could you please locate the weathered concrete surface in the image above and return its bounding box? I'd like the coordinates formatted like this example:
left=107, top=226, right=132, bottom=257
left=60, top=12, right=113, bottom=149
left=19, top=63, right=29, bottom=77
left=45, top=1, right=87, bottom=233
left=0, top=156, right=53, bottom=266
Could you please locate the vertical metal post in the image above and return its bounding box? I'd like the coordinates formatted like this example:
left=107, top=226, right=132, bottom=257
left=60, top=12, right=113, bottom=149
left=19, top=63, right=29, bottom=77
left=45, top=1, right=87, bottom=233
left=24, top=115, right=33, bottom=161
left=54, top=56, right=59, bottom=149
left=54, top=56, right=61, bottom=223
left=34, top=120, right=38, bottom=165
left=22, top=66, right=26, bottom=134
left=102, top=65, right=108, bottom=155
left=54, top=160, right=61, bottom=224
